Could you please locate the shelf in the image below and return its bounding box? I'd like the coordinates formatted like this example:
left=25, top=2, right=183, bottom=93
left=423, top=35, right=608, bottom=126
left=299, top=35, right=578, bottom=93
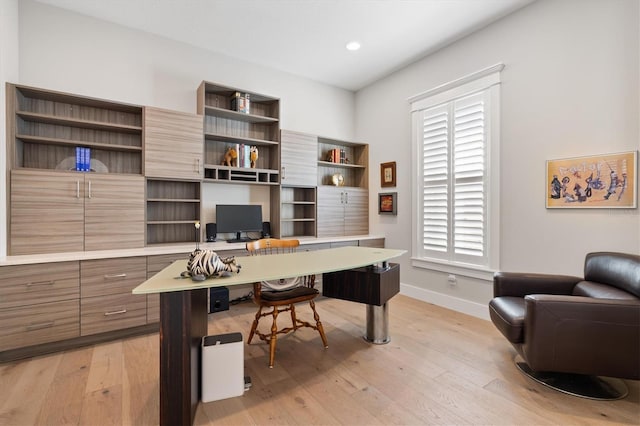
left=204, top=106, right=279, bottom=124
left=317, top=160, right=366, bottom=169
left=204, top=164, right=279, bottom=185
left=281, top=218, right=316, bottom=222
left=146, top=198, right=201, bottom=203
left=17, top=111, right=143, bottom=133
left=16, top=134, right=142, bottom=152
left=282, top=201, right=316, bottom=205
left=204, top=132, right=278, bottom=146
left=147, top=220, right=199, bottom=225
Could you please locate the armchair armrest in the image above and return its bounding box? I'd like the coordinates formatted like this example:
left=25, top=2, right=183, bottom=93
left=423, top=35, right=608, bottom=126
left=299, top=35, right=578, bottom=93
left=493, top=272, right=581, bottom=298
left=522, top=295, right=640, bottom=378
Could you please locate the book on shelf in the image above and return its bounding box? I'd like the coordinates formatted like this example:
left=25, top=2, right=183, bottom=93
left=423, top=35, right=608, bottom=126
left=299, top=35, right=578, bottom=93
left=76, top=147, right=91, bottom=171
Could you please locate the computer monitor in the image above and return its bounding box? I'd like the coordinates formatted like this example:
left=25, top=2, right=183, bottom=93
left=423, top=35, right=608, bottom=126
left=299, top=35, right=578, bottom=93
left=216, top=204, right=263, bottom=243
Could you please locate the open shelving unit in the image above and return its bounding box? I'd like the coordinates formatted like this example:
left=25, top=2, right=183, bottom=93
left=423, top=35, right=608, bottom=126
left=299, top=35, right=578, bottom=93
left=8, top=84, right=143, bottom=175
left=197, top=81, right=280, bottom=185
left=146, top=179, right=201, bottom=245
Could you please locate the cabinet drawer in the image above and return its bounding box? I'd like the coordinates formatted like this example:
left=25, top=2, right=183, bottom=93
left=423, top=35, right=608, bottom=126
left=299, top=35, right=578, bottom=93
left=0, top=299, right=79, bottom=351
left=147, top=294, right=160, bottom=323
left=81, top=293, right=147, bottom=336
left=81, top=257, right=147, bottom=298
left=147, top=253, right=188, bottom=277
left=0, top=261, right=79, bottom=309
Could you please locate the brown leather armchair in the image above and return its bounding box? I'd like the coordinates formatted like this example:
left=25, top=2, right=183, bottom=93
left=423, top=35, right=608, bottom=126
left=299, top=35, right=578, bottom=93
left=489, top=252, right=640, bottom=399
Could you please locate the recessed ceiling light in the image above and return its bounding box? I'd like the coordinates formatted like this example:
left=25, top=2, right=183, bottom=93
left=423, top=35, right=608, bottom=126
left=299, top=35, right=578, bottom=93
left=346, top=41, right=361, bottom=51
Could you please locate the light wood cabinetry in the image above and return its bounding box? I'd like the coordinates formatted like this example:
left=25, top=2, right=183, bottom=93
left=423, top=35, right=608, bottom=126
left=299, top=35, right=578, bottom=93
left=271, top=186, right=317, bottom=238
left=84, top=174, right=145, bottom=250
left=144, top=107, right=203, bottom=179
left=146, top=253, right=189, bottom=323
left=6, top=83, right=145, bottom=255
left=316, top=137, right=369, bottom=237
left=80, top=257, right=147, bottom=336
left=9, top=170, right=144, bottom=255
left=146, top=179, right=201, bottom=245
left=197, top=81, right=280, bottom=185
left=10, top=169, right=84, bottom=254
left=280, top=130, right=317, bottom=186
left=317, top=187, right=369, bottom=237
left=0, top=262, right=79, bottom=352
left=7, top=83, right=143, bottom=174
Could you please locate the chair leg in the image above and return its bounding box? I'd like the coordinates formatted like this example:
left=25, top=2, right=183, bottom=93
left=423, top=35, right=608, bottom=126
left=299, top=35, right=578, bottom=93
left=268, top=307, right=279, bottom=368
left=309, top=300, right=328, bottom=348
left=290, top=304, right=297, bottom=330
left=248, top=306, right=262, bottom=344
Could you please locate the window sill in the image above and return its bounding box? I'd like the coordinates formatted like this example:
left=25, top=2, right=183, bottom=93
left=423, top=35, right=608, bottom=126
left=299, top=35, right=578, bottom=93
left=411, top=257, right=494, bottom=282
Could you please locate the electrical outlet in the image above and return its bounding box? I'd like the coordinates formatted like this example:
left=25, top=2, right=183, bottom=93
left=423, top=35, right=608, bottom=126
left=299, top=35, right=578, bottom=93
left=447, top=274, right=457, bottom=286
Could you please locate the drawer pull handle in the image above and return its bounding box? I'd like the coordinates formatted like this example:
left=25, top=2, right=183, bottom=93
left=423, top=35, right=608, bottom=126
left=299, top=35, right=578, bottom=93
left=26, top=321, right=54, bottom=331
left=104, top=309, right=127, bottom=316
left=26, top=280, right=55, bottom=287
left=104, top=273, right=127, bottom=279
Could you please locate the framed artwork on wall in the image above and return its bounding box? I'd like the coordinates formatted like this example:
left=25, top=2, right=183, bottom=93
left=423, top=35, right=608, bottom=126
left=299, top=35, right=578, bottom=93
left=380, top=161, right=396, bottom=187
left=546, top=150, right=637, bottom=208
left=378, top=192, right=397, bottom=215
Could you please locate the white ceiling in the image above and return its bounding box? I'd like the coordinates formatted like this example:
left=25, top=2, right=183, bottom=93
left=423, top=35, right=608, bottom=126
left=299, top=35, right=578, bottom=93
left=36, top=0, right=535, bottom=91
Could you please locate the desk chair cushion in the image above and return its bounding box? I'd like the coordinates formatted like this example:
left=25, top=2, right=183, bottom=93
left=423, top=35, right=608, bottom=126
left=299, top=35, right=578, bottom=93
left=489, top=296, right=525, bottom=344
left=260, top=286, right=318, bottom=301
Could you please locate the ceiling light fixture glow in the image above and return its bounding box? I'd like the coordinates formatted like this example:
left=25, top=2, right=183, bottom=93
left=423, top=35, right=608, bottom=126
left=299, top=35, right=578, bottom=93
left=346, top=41, right=361, bottom=51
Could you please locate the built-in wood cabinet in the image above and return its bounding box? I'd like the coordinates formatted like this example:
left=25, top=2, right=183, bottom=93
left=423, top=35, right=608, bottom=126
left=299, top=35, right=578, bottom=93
left=144, top=107, right=203, bottom=179
left=146, top=252, right=189, bottom=323
left=0, top=262, right=80, bottom=352
left=197, top=81, right=280, bottom=185
left=317, top=187, right=368, bottom=237
left=10, top=169, right=144, bottom=255
left=7, top=83, right=143, bottom=174
left=316, top=136, right=369, bottom=237
left=271, top=186, right=317, bottom=238
left=80, top=257, right=147, bottom=336
left=280, top=130, right=317, bottom=186
left=6, top=83, right=145, bottom=256
left=146, top=179, right=201, bottom=245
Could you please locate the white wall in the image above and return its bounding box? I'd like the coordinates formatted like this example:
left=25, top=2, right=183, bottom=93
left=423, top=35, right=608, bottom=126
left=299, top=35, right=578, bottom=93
left=356, top=0, right=640, bottom=317
left=0, top=0, right=20, bottom=258
left=0, top=0, right=356, bottom=251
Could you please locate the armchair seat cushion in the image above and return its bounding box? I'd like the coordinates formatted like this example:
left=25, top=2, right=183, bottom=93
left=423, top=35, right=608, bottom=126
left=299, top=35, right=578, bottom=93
left=260, top=286, right=318, bottom=301
left=489, top=296, right=525, bottom=343
left=573, top=281, right=639, bottom=300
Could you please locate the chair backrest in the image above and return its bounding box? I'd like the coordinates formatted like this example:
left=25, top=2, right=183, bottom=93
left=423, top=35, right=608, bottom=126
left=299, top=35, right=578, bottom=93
left=584, top=252, right=640, bottom=297
left=246, top=238, right=300, bottom=256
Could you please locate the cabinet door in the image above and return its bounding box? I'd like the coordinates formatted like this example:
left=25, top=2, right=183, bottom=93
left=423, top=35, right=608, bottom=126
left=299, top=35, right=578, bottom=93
left=10, top=170, right=84, bottom=255
left=280, top=130, right=317, bottom=186
left=84, top=174, right=145, bottom=251
left=344, top=188, right=369, bottom=235
left=317, top=186, right=345, bottom=237
left=145, top=107, right=204, bottom=179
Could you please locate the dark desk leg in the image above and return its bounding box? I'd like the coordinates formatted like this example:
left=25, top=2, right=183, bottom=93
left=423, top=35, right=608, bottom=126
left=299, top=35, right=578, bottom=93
left=159, top=289, right=208, bottom=426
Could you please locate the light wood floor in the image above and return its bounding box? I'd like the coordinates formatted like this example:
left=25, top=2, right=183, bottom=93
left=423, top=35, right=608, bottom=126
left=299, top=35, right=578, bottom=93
left=1, top=295, right=638, bottom=425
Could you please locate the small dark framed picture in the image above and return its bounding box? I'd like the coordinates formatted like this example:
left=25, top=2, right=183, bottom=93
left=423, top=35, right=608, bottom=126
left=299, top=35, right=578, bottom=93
left=378, top=192, right=397, bottom=215
left=380, top=161, right=396, bottom=187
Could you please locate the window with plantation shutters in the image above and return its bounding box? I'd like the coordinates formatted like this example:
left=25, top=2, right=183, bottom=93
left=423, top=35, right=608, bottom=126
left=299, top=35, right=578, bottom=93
left=410, top=64, right=502, bottom=273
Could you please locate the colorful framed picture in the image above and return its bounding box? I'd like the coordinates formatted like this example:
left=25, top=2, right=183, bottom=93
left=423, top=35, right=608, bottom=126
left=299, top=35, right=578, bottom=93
left=546, top=150, right=637, bottom=208
left=380, top=161, right=396, bottom=187
left=378, top=192, right=397, bottom=215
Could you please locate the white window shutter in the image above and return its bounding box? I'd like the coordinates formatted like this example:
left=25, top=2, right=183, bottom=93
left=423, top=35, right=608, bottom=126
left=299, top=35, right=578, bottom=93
left=453, top=93, right=486, bottom=259
left=421, top=106, right=449, bottom=253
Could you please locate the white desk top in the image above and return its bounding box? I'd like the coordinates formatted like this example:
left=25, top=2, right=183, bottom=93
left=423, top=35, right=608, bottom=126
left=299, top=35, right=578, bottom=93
left=132, top=246, right=406, bottom=295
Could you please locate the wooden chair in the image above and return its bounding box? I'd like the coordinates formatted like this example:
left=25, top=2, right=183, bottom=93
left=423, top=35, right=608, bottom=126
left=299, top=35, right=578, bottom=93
left=245, top=238, right=328, bottom=368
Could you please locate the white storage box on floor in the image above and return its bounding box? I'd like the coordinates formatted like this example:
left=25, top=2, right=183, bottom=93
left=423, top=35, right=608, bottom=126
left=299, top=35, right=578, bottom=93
left=201, top=332, right=245, bottom=402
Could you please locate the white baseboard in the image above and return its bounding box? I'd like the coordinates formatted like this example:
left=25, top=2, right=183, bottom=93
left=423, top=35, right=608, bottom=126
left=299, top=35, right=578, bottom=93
left=400, top=282, right=490, bottom=321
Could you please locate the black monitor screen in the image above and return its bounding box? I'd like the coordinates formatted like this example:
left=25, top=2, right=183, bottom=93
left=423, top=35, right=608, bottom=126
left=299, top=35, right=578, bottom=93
left=216, top=204, right=263, bottom=243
